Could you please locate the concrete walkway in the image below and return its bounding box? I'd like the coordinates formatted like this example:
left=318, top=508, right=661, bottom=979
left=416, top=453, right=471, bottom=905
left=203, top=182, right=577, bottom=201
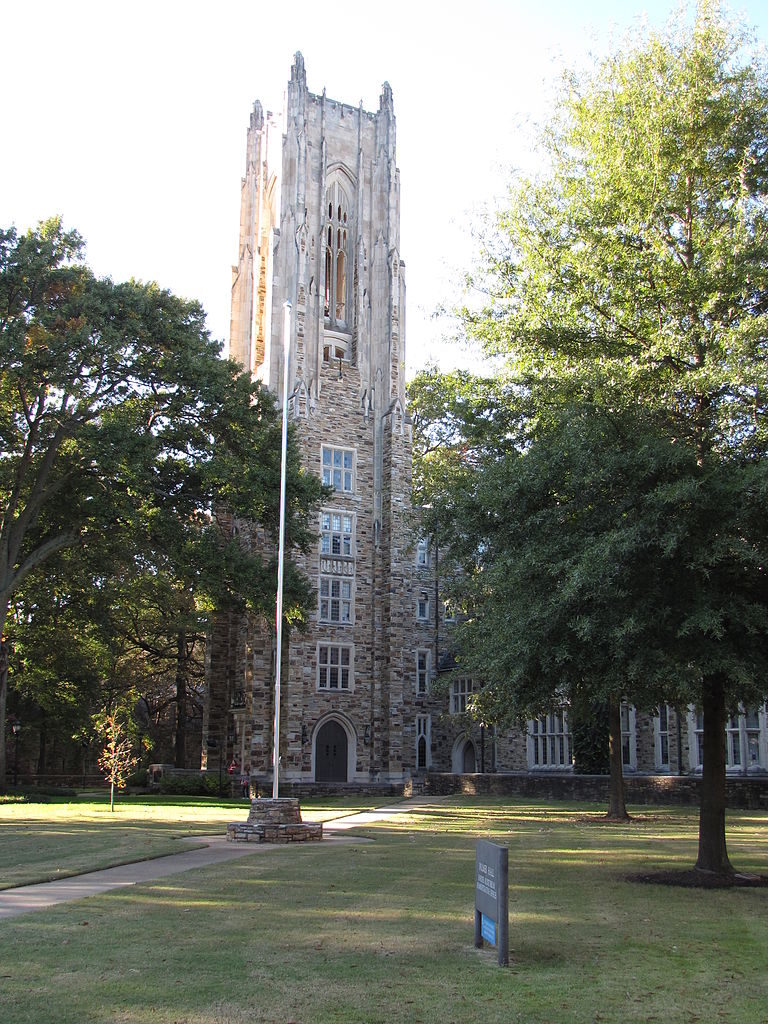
left=0, top=799, right=426, bottom=920
left=319, top=801, right=425, bottom=830
left=0, top=835, right=261, bottom=920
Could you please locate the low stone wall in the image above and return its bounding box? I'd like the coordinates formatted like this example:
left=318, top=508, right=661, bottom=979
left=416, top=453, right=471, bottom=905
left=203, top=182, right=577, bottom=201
left=253, top=781, right=415, bottom=799
left=17, top=774, right=103, bottom=789
left=227, top=821, right=323, bottom=843
left=424, top=771, right=768, bottom=810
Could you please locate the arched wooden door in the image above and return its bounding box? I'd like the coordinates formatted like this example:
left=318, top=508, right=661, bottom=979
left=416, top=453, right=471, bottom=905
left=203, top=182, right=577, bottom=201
left=462, top=741, right=476, bottom=773
left=315, top=720, right=348, bottom=782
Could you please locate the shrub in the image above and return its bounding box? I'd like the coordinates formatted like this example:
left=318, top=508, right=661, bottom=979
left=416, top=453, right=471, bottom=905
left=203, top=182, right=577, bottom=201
left=158, top=772, right=224, bottom=796
left=127, top=768, right=148, bottom=788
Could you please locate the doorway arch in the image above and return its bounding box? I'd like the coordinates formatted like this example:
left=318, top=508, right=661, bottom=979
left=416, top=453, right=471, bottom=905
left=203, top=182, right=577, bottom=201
left=315, top=719, right=349, bottom=782
left=451, top=736, right=478, bottom=774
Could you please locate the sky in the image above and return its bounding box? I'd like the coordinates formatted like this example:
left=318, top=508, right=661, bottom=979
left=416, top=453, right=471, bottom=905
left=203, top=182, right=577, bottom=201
left=3, top=0, right=768, bottom=376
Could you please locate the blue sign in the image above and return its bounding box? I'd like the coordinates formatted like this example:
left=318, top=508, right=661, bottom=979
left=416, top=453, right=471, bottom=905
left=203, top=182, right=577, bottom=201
left=481, top=913, right=496, bottom=946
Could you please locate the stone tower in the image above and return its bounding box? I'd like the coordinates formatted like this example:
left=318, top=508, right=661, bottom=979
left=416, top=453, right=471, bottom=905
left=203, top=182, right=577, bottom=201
left=205, top=54, right=433, bottom=789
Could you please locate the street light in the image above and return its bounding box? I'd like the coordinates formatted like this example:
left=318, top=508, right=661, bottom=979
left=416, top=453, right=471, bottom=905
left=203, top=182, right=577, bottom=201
left=11, top=718, right=21, bottom=787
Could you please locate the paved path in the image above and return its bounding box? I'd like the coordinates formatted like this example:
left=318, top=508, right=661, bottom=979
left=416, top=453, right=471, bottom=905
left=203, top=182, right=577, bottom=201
left=0, top=835, right=261, bottom=920
left=0, top=799, right=428, bottom=920
left=318, top=801, right=424, bottom=830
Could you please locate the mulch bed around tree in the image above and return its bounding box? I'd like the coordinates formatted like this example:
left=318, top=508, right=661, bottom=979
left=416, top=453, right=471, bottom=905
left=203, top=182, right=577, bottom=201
left=576, top=814, right=658, bottom=825
left=629, top=869, right=768, bottom=889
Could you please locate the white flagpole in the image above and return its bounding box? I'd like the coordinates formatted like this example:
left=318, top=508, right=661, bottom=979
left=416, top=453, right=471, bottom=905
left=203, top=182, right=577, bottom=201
left=272, top=301, right=291, bottom=800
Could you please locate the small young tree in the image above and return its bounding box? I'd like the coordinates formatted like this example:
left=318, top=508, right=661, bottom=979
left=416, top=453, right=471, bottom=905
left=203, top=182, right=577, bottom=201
left=97, top=712, right=137, bottom=812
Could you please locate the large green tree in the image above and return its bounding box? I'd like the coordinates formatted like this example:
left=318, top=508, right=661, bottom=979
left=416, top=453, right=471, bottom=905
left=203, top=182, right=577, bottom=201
left=0, top=219, right=323, bottom=785
left=415, top=387, right=768, bottom=838
left=5, top=552, right=113, bottom=777
left=426, top=2, right=768, bottom=874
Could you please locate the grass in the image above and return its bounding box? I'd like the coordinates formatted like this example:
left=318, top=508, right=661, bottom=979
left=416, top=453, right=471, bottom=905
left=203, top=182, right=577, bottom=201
left=0, top=792, right=378, bottom=889
left=0, top=796, right=767, bottom=1023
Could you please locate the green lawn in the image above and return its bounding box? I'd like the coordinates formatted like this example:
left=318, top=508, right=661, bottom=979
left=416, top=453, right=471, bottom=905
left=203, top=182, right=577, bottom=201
left=1, top=796, right=767, bottom=1024
left=0, top=793, right=379, bottom=889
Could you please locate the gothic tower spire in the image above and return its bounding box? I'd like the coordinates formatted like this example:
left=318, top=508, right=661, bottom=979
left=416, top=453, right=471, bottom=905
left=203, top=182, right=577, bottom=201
left=207, top=58, right=419, bottom=790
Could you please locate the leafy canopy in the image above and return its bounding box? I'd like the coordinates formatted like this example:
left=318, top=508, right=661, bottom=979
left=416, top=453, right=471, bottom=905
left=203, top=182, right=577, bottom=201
left=0, top=217, right=325, bottom=782
left=463, top=2, right=768, bottom=459
left=415, top=4, right=768, bottom=869
left=416, top=2, right=768, bottom=717
left=0, top=217, right=322, bottom=626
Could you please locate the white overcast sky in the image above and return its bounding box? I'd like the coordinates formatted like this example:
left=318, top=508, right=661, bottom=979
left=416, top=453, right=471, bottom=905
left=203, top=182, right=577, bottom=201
left=2, top=1, right=767, bottom=375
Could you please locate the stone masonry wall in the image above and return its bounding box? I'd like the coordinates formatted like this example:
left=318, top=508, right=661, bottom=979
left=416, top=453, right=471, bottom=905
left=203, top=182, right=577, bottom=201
left=425, top=771, right=768, bottom=810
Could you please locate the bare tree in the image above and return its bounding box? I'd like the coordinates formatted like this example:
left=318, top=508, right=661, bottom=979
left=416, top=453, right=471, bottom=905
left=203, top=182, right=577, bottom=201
left=97, top=712, right=137, bottom=812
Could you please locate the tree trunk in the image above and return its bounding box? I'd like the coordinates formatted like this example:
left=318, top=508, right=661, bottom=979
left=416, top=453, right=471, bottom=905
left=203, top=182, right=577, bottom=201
left=0, top=594, right=12, bottom=789
left=110, top=780, right=115, bottom=812
left=174, top=629, right=187, bottom=769
left=696, top=673, right=733, bottom=874
left=607, top=698, right=630, bottom=820
left=37, top=718, right=48, bottom=775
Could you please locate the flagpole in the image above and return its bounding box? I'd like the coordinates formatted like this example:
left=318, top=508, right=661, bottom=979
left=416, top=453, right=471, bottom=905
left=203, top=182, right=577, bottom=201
left=272, top=301, right=291, bottom=800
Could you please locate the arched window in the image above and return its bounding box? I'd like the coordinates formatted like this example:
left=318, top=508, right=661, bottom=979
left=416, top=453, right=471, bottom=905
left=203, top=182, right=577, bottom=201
left=324, top=181, right=349, bottom=327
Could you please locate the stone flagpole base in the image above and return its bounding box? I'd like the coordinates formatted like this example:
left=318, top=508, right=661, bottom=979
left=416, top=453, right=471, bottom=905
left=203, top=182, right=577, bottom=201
left=226, top=797, right=323, bottom=843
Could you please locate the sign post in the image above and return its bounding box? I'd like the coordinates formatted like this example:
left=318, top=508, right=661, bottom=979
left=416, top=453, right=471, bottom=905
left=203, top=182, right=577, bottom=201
left=474, top=839, right=509, bottom=966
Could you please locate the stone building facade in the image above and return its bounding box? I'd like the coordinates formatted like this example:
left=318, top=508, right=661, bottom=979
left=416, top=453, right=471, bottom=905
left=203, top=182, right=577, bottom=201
left=204, top=54, right=460, bottom=790
left=204, top=56, right=768, bottom=792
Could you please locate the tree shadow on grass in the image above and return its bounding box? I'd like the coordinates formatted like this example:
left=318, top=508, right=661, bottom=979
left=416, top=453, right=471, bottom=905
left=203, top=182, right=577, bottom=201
left=575, top=813, right=661, bottom=826
left=628, top=869, right=768, bottom=888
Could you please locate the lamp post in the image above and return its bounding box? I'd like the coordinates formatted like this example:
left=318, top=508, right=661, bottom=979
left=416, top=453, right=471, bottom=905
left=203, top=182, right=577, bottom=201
left=81, top=737, right=90, bottom=790
left=11, top=718, right=21, bottom=787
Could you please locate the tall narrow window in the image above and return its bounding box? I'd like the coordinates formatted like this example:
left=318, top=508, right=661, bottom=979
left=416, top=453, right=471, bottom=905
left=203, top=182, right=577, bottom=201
left=744, top=707, right=762, bottom=769
left=727, top=713, right=743, bottom=767
left=416, top=538, right=430, bottom=567
left=655, top=705, right=671, bottom=771
left=620, top=703, right=637, bottom=770
left=324, top=182, right=349, bottom=326
left=416, top=650, right=431, bottom=695
left=694, top=710, right=705, bottom=767
left=336, top=250, right=345, bottom=318
left=416, top=715, right=431, bottom=769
